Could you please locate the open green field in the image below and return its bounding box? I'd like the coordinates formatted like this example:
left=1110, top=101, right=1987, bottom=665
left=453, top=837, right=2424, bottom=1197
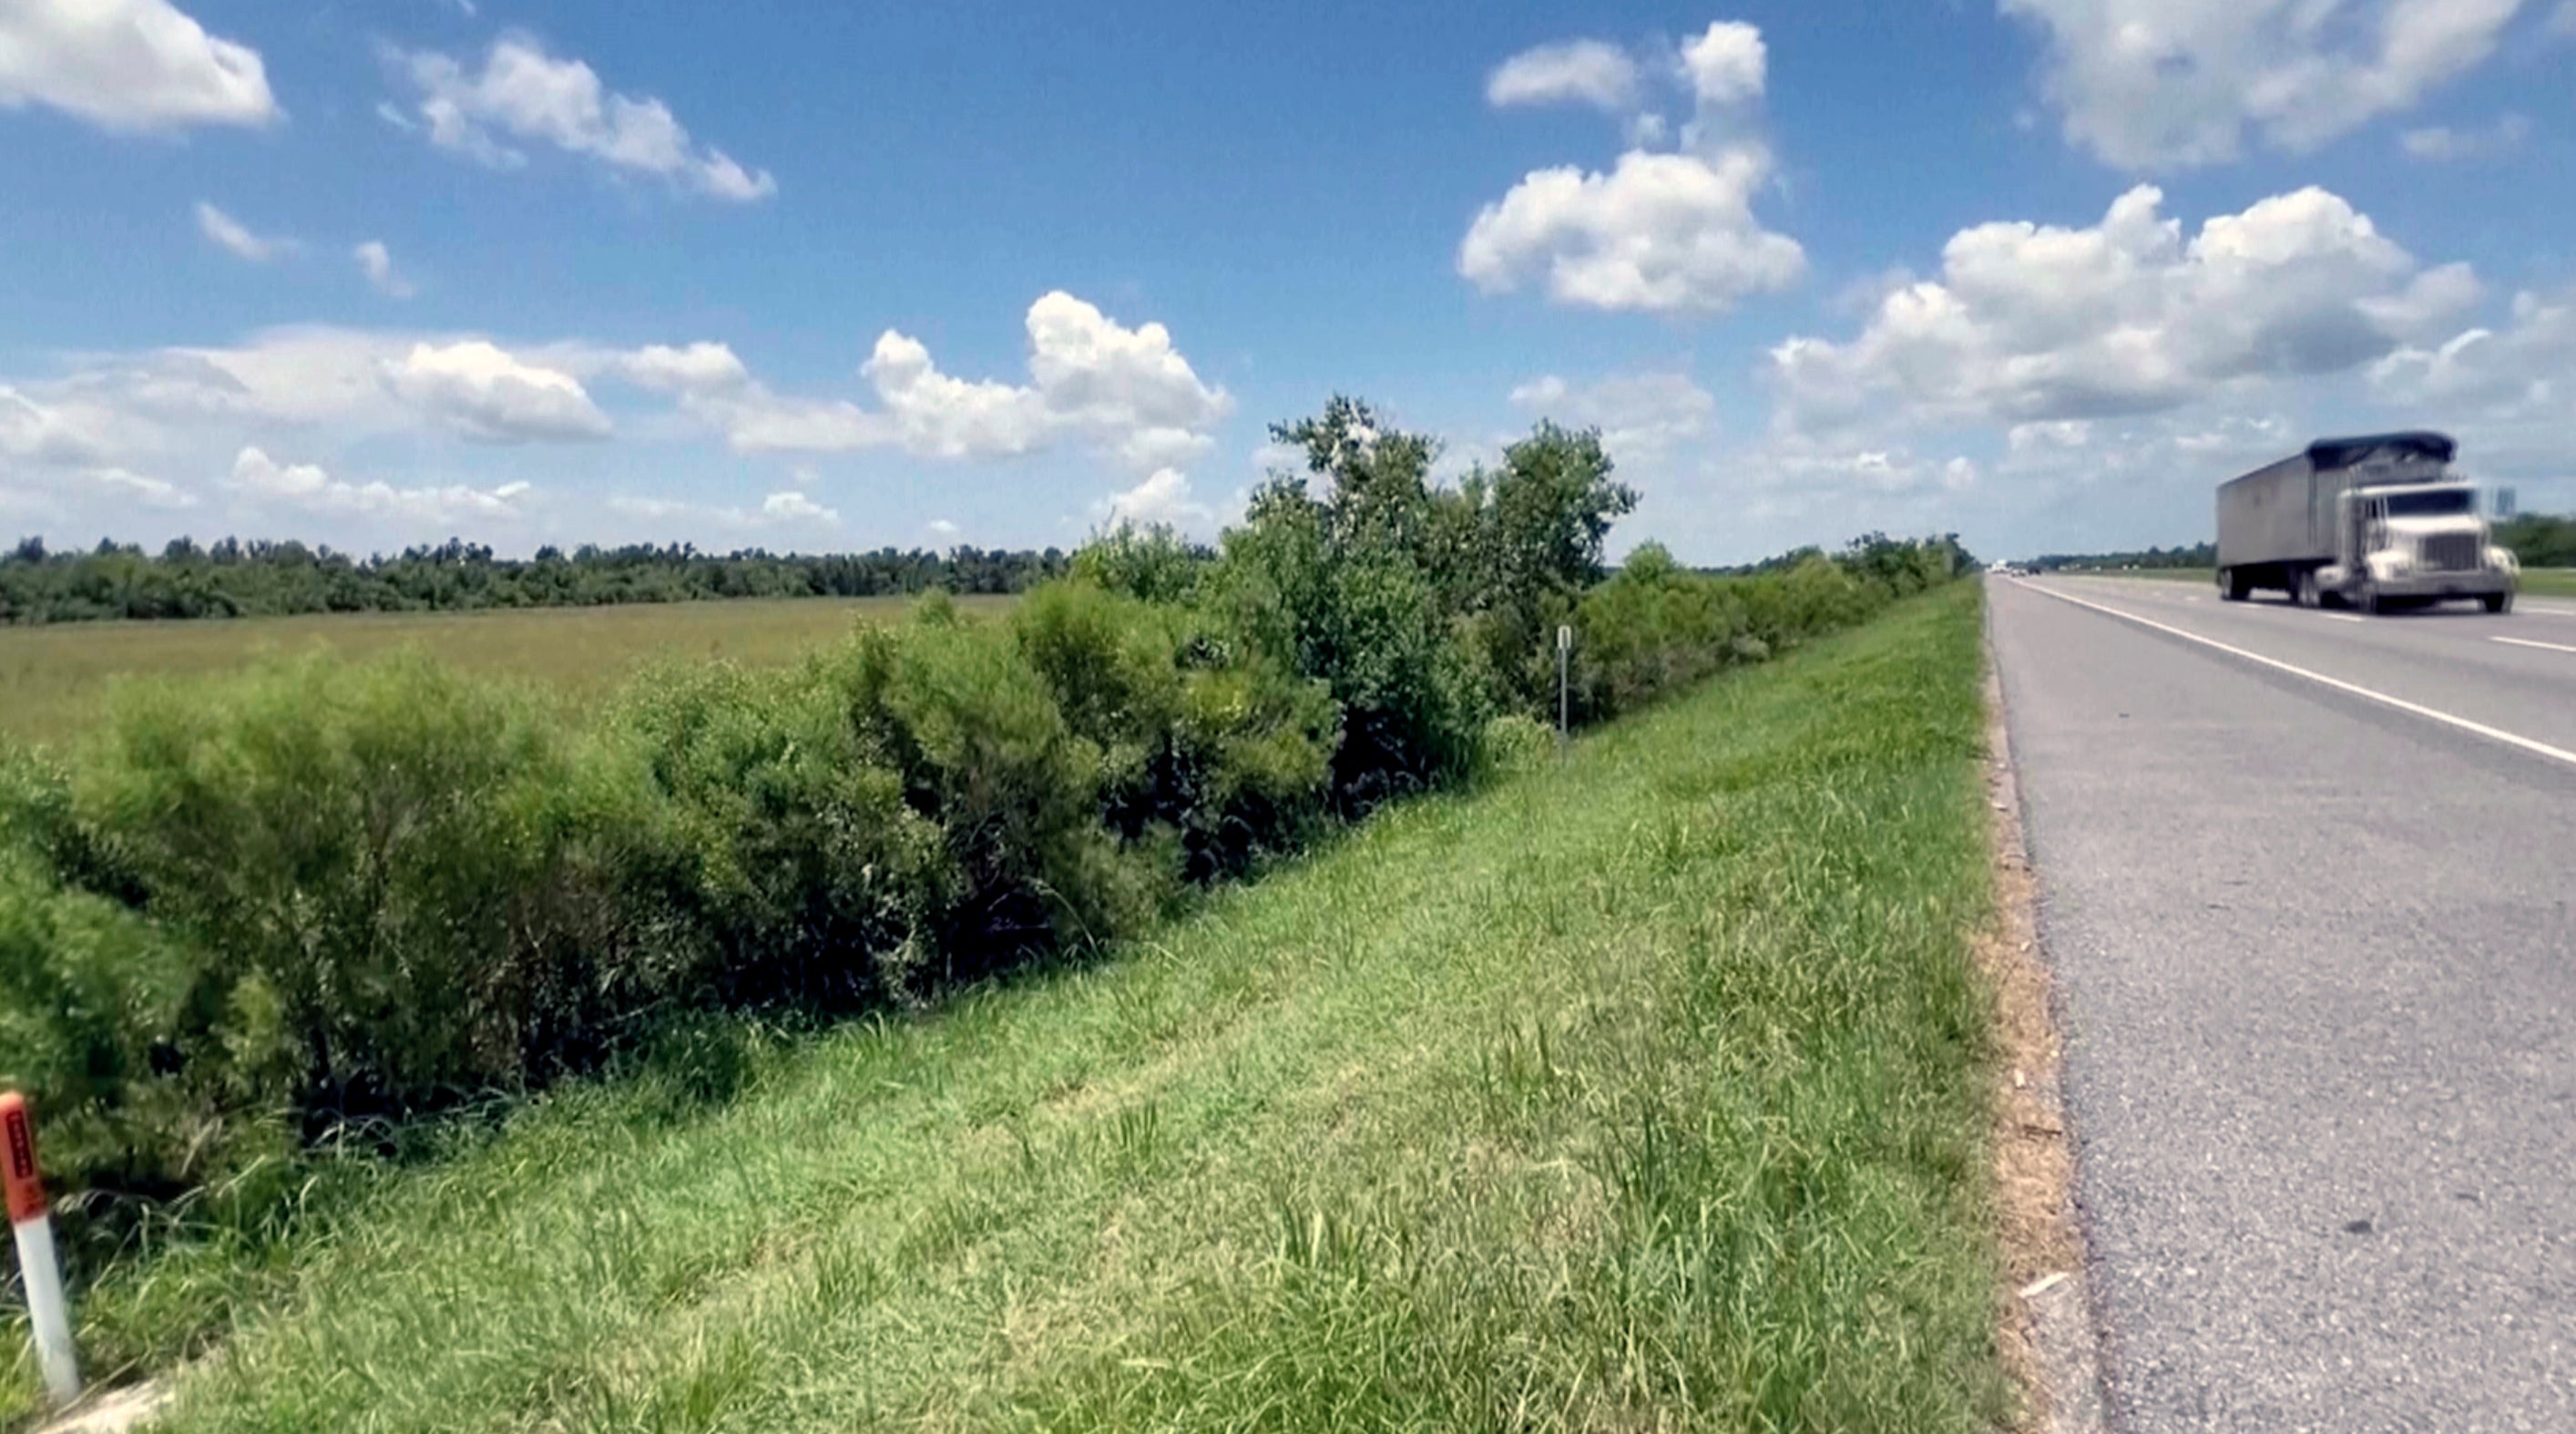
left=55, top=582, right=2004, bottom=1432
left=0, top=596, right=1011, bottom=748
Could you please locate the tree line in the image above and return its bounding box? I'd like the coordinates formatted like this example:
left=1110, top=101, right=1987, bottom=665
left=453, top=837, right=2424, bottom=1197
left=0, top=537, right=1070, bottom=625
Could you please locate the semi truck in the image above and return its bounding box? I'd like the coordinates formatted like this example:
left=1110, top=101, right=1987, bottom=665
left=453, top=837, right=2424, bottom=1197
left=2214, top=432, right=2517, bottom=613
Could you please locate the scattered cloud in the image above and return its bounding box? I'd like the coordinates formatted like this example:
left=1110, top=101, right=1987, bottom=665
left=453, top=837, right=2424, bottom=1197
left=86, top=466, right=196, bottom=509
left=676, top=292, right=1233, bottom=474
left=1486, top=39, right=1640, bottom=112
left=927, top=517, right=960, bottom=538
left=2370, top=285, right=2572, bottom=418
left=1463, top=23, right=1801, bottom=315
left=1508, top=371, right=1716, bottom=463
left=759, top=489, right=836, bottom=523
left=1768, top=184, right=2479, bottom=438
left=229, top=446, right=534, bottom=524
left=0, top=384, right=117, bottom=465
left=383, top=340, right=614, bottom=443
left=353, top=241, right=418, bottom=298
left=195, top=201, right=290, bottom=262
left=389, top=33, right=777, bottom=201
left=1459, top=147, right=1805, bottom=313
left=605, top=489, right=837, bottom=537
left=2399, top=115, right=2530, bottom=160
left=1677, top=21, right=1765, bottom=108
left=2002, top=0, right=2524, bottom=169
left=1097, top=467, right=1215, bottom=531
left=0, top=0, right=279, bottom=132
left=613, top=341, right=751, bottom=394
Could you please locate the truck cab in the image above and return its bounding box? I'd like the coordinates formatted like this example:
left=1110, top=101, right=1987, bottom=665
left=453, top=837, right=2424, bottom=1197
left=2316, top=481, right=2518, bottom=613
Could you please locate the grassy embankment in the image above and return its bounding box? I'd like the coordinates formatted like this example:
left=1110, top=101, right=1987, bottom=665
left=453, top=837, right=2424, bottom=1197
left=97, top=581, right=2005, bottom=1432
left=0, top=596, right=1012, bottom=747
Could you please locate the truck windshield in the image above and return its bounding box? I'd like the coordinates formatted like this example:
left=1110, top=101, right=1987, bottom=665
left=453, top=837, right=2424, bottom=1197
left=2381, top=489, right=2476, bottom=517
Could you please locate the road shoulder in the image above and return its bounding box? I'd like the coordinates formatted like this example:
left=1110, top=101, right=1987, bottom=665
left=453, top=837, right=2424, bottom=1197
left=1983, top=621, right=2109, bottom=1434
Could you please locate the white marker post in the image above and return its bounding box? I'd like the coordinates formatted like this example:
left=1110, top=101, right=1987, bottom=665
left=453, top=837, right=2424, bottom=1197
left=1556, top=624, right=1572, bottom=753
left=4, top=1092, right=79, bottom=1408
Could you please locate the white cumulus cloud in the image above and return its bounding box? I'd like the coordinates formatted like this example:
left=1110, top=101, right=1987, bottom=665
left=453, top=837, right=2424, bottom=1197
left=391, top=34, right=776, bottom=201
left=2003, top=0, right=2526, bottom=169
left=1508, top=371, right=1716, bottom=462
left=1769, top=184, right=2479, bottom=436
left=196, top=201, right=289, bottom=262
left=383, top=340, right=614, bottom=443
left=230, top=446, right=533, bottom=524
left=1098, top=467, right=1214, bottom=531
left=1486, top=39, right=1640, bottom=111
left=1459, top=147, right=1805, bottom=313
left=685, top=292, right=1232, bottom=473
left=2371, top=286, right=2574, bottom=417
left=615, top=342, right=750, bottom=394
left=759, top=490, right=837, bottom=524
left=354, top=241, right=417, bottom=298
left=1677, top=21, right=1765, bottom=107
left=0, top=0, right=278, bottom=132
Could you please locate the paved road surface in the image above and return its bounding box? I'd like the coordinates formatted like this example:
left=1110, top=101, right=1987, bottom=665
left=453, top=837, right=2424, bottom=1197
left=1988, top=576, right=2576, bottom=1432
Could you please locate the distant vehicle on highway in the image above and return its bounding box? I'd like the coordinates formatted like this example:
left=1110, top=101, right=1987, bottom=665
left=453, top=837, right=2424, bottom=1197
left=2214, top=432, right=2518, bottom=613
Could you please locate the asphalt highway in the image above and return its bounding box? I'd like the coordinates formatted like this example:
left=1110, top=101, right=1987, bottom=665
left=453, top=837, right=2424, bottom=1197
left=1988, top=575, right=2576, bottom=1432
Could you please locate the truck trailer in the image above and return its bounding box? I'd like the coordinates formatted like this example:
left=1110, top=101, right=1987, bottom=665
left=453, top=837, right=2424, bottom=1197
left=2213, top=432, right=2517, bottom=613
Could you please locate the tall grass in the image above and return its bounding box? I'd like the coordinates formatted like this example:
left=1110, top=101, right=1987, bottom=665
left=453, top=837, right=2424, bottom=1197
left=112, top=582, right=2003, bottom=1432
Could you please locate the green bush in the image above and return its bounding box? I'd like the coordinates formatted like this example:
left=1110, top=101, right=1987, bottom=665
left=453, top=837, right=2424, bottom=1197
left=1012, top=580, right=1336, bottom=881
left=0, top=850, right=291, bottom=1222
left=66, top=655, right=652, bottom=1114
left=610, top=659, right=947, bottom=1009
left=833, top=617, right=1161, bottom=977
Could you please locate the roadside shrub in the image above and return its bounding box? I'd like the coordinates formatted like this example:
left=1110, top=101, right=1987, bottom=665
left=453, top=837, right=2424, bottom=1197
left=66, top=654, right=648, bottom=1114
left=0, top=850, right=288, bottom=1219
left=1068, top=523, right=1210, bottom=606
left=1012, top=580, right=1337, bottom=880
left=833, top=618, right=1162, bottom=977
left=1575, top=544, right=1740, bottom=718
left=611, top=659, right=948, bottom=1009
left=1474, top=713, right=1555, bottom=780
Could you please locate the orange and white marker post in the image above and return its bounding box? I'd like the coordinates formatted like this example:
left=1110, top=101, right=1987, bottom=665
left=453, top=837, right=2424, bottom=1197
left=3, top=1092, right=79, bottom=1406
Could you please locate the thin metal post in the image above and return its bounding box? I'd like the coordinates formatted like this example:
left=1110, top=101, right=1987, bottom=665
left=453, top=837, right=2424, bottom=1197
left=1556, top=624, right=1571, bottom=753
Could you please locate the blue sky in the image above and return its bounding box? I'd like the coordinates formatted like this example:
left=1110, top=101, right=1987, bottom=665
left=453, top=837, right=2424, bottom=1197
left=4, top=0, right=2572, bottom=563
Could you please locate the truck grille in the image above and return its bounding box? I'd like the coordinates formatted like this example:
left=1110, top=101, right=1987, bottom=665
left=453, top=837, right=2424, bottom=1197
left=2420, top=534, right=2481, bottom=571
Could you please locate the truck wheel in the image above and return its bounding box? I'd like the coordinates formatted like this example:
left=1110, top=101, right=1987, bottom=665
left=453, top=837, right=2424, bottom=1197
left=2220, top=568, right=2248, bottom=601
left=2359, top=579, right=2383, bottom=615
left=2484, top=591, right=2512, bottom=614
left=2293, top=570, right=2316, bottom=608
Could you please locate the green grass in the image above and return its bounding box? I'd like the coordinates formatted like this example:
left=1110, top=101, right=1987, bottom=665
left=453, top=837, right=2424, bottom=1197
left=0, top=596, right=1012, bottom=749
left=40, top=583, right=2003, bottom=1433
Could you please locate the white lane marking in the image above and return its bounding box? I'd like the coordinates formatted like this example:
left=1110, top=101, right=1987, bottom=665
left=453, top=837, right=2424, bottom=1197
left=2494, top=635, right=2576, bottom=655
left=2014, top=581, right=2576, bottom=772
left=2234, top=602, right=2364, bottom=623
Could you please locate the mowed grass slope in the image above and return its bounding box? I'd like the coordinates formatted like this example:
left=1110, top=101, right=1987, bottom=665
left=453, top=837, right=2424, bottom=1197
left=154, top=582, right=2001, bottom=1432
left=0, top=596, right=1012, bottom=746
